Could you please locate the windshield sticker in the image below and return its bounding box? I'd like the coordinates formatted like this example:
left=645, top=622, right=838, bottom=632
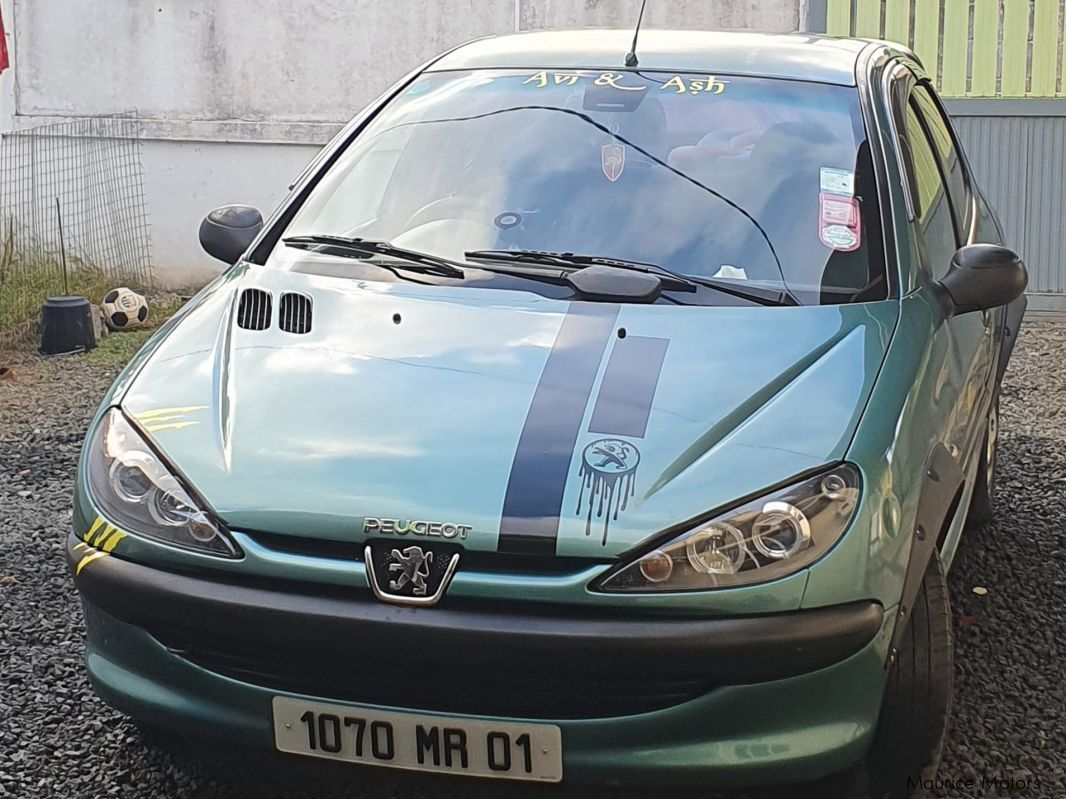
left=820, top=194, right=859, bottom=226
left=659, top=75, right=729, bottom=95
left=577, top=439, right=640, bottom=544
left=521, top=71, right=729, bottom=96
left=523, top=70, right=586, bottom=87
left=524, top=70, right=643, bottom=91
left=602, top=143, right=626, bottom=182
left=820, top=167, right=855, bottom=197
left=819, top=193, right=861, bottom=251
left=820, top=223, right=860, bottom=252
left=594, top=72, right=645, bottom=91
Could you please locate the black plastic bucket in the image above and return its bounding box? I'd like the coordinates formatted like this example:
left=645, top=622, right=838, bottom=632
left=40, top=296, right=96, bottom=355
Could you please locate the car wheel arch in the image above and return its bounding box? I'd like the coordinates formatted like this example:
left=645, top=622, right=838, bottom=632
left=890, top=442, right=964, bottom=654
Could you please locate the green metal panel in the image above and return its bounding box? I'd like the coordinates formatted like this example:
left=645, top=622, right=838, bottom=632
left=817, top=0, right=1065, bottom=98
left=854, top=0, right=883, bottom=38
left=1000, top=1, right=1030, bottom=97
left=970, top=0, right=999, bottom=96
left=912, top=1, right=941, bottom=78
left=940, top=0, right=970, bottom=96
left=884, top=0, right=910, bottom=45
left=827, top=0, right=852, bottom=36
left=1032, top=0, right=1061, bottom=96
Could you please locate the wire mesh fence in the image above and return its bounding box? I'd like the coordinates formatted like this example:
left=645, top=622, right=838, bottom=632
left=0, top=114, right=153, bottom=341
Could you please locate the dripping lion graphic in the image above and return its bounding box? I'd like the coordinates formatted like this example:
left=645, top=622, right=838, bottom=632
left=576, top=438, right=640, bottom=544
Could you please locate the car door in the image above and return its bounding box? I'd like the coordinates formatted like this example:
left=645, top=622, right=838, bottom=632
left=895, top=75, right=996, bottom=475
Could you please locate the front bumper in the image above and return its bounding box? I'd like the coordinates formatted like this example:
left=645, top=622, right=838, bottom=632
left=69, top=534, right=894, bottom=787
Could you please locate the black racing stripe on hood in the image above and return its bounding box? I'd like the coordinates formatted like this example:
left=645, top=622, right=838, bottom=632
left=587, top=335, right=669, bottom=439
left=498, top=303, right=620, bottom=556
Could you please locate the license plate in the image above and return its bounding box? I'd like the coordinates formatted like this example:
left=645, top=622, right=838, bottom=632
left=272, top=696, right=563, bottom=782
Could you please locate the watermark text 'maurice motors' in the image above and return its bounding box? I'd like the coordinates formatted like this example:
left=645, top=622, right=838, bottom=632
left=909, top=774, right=1044, bottom=793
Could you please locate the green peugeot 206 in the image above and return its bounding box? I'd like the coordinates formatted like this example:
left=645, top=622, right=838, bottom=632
left=69, top=28, right=1027, bottom=799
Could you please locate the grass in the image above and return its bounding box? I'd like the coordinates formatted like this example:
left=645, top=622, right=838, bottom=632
left=0, top=240, right=188, bottom=360
left=0, top=286, right=187, bottom=365
left=1, top=262, right=123, bottom=342
left=0, top=245, right=154, bottom=347
left=84, top=293, right=186, bottom=368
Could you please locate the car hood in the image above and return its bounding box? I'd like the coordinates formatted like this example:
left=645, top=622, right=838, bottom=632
left=120, top=267, right=897, bottom=558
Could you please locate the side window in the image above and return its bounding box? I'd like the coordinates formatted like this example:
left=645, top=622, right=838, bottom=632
left=912, top=84, right=970, bottom=239
left=901, top=100, right=959, bottom=280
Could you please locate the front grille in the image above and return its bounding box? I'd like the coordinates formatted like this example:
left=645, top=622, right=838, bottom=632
left=154, top=627, right=713, bottom=719
left=244, top=531, right=606, bottom=577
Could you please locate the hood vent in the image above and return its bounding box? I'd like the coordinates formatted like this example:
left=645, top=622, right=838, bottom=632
left=279, top=292, right=313, bottom=334
left=236, top=289, right=272, bottom=331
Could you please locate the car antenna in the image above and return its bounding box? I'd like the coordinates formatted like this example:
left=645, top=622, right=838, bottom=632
left=623, top=0, right=649, bottom=67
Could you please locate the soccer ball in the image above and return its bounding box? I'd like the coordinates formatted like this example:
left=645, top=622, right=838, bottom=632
left=101, top=287, right=149, bottom=330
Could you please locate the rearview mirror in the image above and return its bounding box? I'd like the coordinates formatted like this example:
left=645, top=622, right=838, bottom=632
left=937, top=244, right=1027, bottom=316
left=199, top=205, right=264, bottom=264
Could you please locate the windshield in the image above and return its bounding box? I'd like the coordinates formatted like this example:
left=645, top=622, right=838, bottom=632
left=278, top=69, right=886, bottom=305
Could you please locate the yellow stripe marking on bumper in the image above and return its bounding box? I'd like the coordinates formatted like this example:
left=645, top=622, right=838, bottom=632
left=94, top=524, right=115, bottom=546
left=102, top=531, right=126, bottom=552
left=75, top=550, right=106, bottom=575
left=84, top=516, right=106, bottom=543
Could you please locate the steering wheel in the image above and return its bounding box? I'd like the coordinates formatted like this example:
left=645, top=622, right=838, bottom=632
left=404, top=196, right=487, bottom=230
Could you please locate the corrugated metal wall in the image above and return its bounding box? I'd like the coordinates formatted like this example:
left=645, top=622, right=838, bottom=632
left=952, top=112, right=1066, bottom=310
left=1026, top=119, right=1066, bottom=299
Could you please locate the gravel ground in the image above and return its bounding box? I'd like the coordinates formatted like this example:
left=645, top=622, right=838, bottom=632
left=0, top=323, right=1063, bottom=799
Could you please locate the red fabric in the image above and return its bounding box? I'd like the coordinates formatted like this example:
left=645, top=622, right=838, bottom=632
left=0, top=6, right=9, bottom=73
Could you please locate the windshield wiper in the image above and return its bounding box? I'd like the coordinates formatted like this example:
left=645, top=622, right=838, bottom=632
left=465, top=249, right=697, bottom=293
left=285, top=235, right=465, bottom=279
left=465, top=249, right=794, bottom=306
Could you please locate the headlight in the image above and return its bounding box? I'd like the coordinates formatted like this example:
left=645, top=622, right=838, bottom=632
left=597, top=464, right=860, bottom=592
left=86, top=409, right=240, bottom=557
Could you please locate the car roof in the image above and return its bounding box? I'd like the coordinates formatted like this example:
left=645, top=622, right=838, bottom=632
left=427, top=30, right=875, bottom=86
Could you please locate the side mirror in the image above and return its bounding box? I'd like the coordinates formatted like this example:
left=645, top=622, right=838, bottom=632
left=938, top=244, right=1027, bottom=316
left=199, top=205, right=263, bottom=264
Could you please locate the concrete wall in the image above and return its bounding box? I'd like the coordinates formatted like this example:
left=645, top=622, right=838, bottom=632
left=2, top=0, right=803, bottom=286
